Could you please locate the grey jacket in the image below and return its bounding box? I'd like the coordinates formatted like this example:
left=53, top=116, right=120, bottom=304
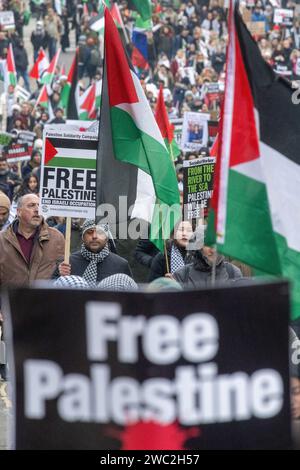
left=173, top=252, right=242, bottom=288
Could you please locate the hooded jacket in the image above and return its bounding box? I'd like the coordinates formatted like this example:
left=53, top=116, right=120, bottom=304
left=173, top=250, right=242, bottom=288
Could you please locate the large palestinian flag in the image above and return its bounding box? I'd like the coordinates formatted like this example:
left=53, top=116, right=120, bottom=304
left=97, top=8, right=180, bottom=250
left=208, top=2, right=300, bottom=320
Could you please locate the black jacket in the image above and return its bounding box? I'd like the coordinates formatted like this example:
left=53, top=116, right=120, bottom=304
left=52, top=250, right=133, bottom=282
left=134, top=239, right=159, bottom=268
left=173, top=252, right=242, bottom=288
left=13, top=45, right=29, bottom=71
left=149, top=242, right=191, bottom=282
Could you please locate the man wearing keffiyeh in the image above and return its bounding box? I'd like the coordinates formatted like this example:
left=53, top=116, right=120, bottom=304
left=52, top=220, right=132, bottom=286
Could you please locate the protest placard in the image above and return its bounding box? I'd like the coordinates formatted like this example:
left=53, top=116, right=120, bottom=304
left=4, top=143, right=30, bottom=163
left=181, top=112, right=209, bottom=153
left=39, top=125, right=98, bottom=219
left=15, top=85, right=31, bottom=103
left=183, top=157, right=215, bottom=219
left=170, top=118, right=183, bottom=147
left=274, top=8, right=294, bottom=27
left=0, top=11, right=15, bottom=31
left=5, top=281, right=291, bottom=449
left=16, top=130, right=36, bottom=147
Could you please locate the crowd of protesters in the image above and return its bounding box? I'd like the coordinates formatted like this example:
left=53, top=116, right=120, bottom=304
left=0, top=0, right=299, bottom=425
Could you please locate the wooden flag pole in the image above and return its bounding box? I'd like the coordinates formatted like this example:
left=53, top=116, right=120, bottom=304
left=159, top=207, right=170, bottom=274
left=64, top=217, right=72, bottom=264
left=164, top=237, right=170, bottom=274
left=17, top=161, right=22, bottom=178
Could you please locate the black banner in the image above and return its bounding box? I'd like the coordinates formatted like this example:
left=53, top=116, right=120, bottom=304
left=5, top=281, right=291, bottom=449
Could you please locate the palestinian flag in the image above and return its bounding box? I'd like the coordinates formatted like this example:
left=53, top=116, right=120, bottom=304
left=89, top=12, right=105, bottom=33
left=66, top=52, right=79, bottom=120
left=60, top=51, right=77, bottom=113
left=155, top=84, right=180, bottom=160
left=111, top=2, right=123, bottom=27
left=29, top=48, right=49, bottom=80
left=207, top=2, right=300, bottom=320
left=7, top=44, right=17, bottom=87
left=97, top=8, right=180, bottom=251
left=44, top=137, right=97, bottom=170
left=41, top=49, right=61, bottom=85
left=127, top=0, right=152, bottom=21
left=80, top=83, right=96, bottom=120
left=35, top=85, right=54, bottom=119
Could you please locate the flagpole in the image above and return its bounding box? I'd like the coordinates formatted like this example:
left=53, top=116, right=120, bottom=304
left=164, top=237, right=170, bottom=274
left=169, top=141, right=174, bottom=161
left=159, top=207, right=170, bottom=274
left=64, top=217, right=72, bottom=264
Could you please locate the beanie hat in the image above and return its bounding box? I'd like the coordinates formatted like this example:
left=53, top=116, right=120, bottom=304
left=81, top=219, right=109, bottom=239
left=0, top=191, right=11, bottom=211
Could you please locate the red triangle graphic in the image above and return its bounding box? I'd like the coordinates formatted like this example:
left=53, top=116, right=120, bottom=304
left=45, top=138, right=58, bottom=165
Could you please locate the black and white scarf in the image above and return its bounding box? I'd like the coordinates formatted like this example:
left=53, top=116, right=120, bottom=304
left=81, top=243, right=110, bottom=286
left=170, top=244, right=185, bottom=274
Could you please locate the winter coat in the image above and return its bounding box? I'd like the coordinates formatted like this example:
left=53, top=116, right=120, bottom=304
left=52, top=250, right=132, bottom=283
left=149, top=242, right=192, bottom=282
left=173, top=251, right=242, bottom=288
left=0, top=219, right=65, bottom=286
left=134, top=239, right=159, bottom=269
left=13, top=45, right=29, bottom=72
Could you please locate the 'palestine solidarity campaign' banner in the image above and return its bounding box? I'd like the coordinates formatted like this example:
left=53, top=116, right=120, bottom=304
left=5, top=280, right=291, bottom=449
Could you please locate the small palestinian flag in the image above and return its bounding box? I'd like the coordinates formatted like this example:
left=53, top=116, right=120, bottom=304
left=155, top=85, right=180, bottom=160
left=60, top=51, right=77, bottom=113
left=80, top=83, right=96, bottom=120
left=66, top=51, right=79, bottom=120
left=29, top=48, right=49, bottom=80
left=41, top=49, right=61, bottom=85
left=35, top=85, right=54, bottom=119
left=7, top=44, right=17, bottom=87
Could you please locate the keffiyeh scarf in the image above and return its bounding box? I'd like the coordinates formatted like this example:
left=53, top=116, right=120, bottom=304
left=81, top=243, right=110, bottom=286
left=170, top=244, right=185, bottom=274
